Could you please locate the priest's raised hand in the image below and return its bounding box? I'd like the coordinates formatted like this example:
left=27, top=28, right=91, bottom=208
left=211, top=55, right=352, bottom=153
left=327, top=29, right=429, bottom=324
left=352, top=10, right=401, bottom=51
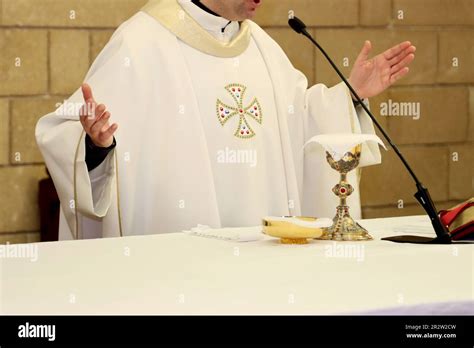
left=79, top=83, right=118, bottom=148
left=348, top=40, right=416, bottom=99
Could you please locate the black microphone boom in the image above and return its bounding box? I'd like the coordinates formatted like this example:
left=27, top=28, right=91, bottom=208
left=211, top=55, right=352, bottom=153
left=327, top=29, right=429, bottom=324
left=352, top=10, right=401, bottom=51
left=288, top=16, right=451, bottom=244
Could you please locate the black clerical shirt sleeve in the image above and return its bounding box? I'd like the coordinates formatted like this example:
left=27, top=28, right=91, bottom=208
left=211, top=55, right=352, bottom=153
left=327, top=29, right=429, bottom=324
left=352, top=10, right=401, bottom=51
left=85, top=134, right=116, bottom=172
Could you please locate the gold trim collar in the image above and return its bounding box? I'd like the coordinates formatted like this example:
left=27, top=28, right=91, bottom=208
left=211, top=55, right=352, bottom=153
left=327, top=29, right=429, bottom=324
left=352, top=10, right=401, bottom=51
left=141, top=0, right=251, bottom=58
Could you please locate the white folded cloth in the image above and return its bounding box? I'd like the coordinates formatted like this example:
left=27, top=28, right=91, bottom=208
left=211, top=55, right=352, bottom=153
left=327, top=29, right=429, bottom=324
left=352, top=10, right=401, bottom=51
left=304, top=133, right=386, bottom=160
left=183, top=225, right=264, bottom=242
left=262, top=216, right=333, bottom=228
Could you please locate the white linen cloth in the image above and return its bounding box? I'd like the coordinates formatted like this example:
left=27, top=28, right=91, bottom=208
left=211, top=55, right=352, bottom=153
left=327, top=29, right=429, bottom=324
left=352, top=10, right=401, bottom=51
left=1, top=216, right=472, bottom=315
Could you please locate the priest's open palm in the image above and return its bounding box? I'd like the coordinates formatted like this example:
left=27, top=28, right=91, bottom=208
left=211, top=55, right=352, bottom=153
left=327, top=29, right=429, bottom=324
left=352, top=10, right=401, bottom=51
left=79, top=83, right=118, bottom=148
left=348, top=41, right=416, bottom=100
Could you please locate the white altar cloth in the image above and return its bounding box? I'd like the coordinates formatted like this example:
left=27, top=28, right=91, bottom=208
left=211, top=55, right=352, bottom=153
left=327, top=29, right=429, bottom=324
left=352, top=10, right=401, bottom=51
left=1, top=216, right=472, bottom=315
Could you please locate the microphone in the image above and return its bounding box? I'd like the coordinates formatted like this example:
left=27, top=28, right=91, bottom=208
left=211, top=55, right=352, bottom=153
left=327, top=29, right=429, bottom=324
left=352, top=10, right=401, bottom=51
left=288, top=16, right=307, bottom=34
left=288, top=16, right=451, bottom=244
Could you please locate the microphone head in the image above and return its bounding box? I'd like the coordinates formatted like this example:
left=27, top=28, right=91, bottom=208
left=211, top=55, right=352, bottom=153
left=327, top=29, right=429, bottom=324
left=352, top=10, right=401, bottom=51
left=288, top=16, right=307, bottom=34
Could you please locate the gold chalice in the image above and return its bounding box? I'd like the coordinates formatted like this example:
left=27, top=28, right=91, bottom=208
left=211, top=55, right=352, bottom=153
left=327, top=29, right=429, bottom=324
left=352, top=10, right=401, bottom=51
left=317, top=144, right=373, bottom=241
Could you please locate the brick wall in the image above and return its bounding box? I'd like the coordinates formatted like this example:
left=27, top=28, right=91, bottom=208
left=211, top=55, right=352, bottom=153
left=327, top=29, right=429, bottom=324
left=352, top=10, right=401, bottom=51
left=0, top=0, right=472, bottom=243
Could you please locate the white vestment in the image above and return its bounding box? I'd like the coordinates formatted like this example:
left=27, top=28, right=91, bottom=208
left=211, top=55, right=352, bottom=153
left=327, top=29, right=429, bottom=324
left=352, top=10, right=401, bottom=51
left=36, top=0, right=381, bottom=240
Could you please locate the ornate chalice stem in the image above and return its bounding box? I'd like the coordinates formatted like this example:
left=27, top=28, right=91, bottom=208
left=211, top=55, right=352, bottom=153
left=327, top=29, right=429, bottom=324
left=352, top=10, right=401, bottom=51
left=318, top=145, right=373, bottom=241
left=330, top=172, right=351, bottom=240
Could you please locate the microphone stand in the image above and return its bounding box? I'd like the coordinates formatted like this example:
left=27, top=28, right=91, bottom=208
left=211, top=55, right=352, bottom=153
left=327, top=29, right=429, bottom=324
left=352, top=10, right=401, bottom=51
left=289, top=17, right=451, bottom=244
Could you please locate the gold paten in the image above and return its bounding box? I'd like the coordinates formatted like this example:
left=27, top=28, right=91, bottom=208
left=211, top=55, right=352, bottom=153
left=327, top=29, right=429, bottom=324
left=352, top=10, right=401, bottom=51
left=262, top=217, right=324, bottom=244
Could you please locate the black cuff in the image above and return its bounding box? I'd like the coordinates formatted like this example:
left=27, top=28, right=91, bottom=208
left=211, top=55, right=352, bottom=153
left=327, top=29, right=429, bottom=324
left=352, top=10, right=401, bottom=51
left=85, top=134, right=116, bottom=172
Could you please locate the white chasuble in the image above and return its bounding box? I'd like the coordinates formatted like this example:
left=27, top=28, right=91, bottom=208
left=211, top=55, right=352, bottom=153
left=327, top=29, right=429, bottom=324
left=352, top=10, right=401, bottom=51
left=180, top=38, right=289, bottom=226
left=36, top=0, right=381, bottom=240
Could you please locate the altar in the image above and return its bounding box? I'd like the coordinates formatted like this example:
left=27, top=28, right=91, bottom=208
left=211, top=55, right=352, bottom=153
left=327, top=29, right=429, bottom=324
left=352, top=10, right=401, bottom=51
left=1, top=215, right=472, bottom=315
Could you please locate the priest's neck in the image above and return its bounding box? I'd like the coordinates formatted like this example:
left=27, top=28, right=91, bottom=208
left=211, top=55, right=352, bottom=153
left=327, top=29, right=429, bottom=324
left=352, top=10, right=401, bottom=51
left=191, top=0, right=221, bottom=17
left=194, top=0, right=261, bottom=21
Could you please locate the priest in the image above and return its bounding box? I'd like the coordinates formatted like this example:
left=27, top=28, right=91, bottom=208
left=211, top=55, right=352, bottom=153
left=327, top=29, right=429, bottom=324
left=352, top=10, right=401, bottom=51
left=36, top=0, right=416, bottom=240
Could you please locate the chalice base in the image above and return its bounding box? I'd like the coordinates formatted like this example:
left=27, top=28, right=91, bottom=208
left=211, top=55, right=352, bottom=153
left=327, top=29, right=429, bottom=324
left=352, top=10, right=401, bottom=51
left=317, top=212, right=373, bottom=241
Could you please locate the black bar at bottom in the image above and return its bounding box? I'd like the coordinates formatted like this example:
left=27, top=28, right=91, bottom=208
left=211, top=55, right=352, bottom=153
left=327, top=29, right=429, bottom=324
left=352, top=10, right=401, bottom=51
left=0, top=315, right=472, bottom=346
